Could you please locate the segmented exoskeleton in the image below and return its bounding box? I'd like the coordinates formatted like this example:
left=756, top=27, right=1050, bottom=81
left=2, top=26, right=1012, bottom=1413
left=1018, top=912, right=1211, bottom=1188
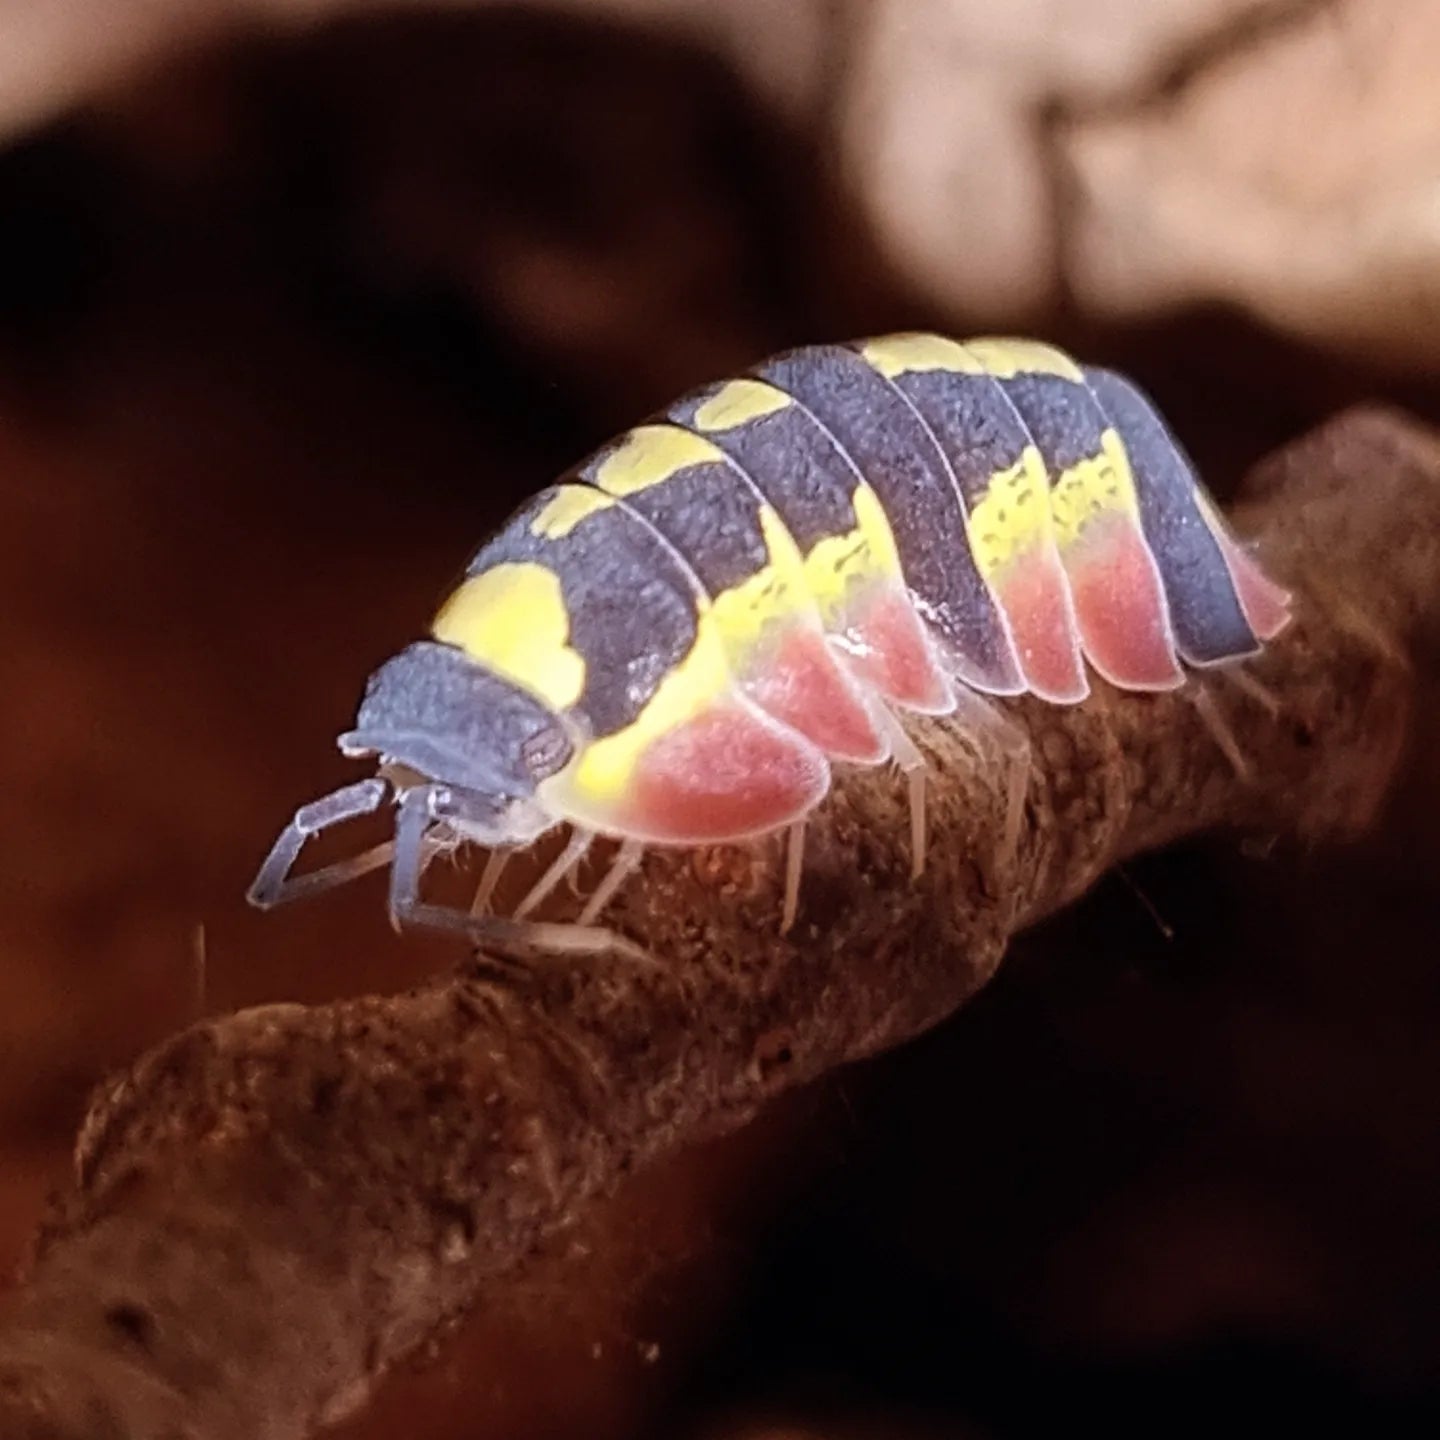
left=249, top=335, right=1291, bottom=949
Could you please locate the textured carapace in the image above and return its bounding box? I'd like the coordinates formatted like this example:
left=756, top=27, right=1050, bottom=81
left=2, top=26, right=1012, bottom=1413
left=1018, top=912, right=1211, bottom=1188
left=248, top=334, right=1291, bottom=939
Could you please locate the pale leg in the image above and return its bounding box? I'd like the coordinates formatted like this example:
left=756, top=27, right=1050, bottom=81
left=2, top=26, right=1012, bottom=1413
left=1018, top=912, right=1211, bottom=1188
left=577, top=838, right=646, bottom=926
left=1219, top=665, right=1281, bottom=719
left=389, top=789, right=655, bottom=964
left=779, top=819, right=806, bottom=933
left=470, top=847, right=512, bottom=916
left=247, top=777, right=393, bottom=908
left=1187, top=682, right=1253, bottom=782
left=870, top=707, right=928, bottom=879
left=949, top=688, right=1031, bottom=880
left=513, top=827, right=595, bottom=920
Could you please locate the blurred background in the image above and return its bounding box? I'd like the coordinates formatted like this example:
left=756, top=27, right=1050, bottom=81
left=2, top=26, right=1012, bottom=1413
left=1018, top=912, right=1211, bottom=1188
left=2, top=1, right=1440, bottom=1436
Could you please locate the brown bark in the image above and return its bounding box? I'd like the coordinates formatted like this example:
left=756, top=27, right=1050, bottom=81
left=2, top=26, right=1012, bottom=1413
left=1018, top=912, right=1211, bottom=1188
left=0, top=406, right=1425, bottom=1438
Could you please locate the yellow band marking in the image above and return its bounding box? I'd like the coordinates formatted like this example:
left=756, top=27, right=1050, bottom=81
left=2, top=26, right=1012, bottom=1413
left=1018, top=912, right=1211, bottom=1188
left=593, top=424, right=724, bottom=496
left=860, top=333, right=1085, bottom=384
left=962, top=337, right=1084, bottom=382
left=530, top=485, right=615, bottom=539
left=861, top=332, right=985, bottom=379
left=966, top=444, right=1053, bottom=578
left=545, top=613, right=734, bottom=809
left=1048, top=428, right=1142, bottom=550
left=705, top=505, right=814, bottom=654
left=431, top=562, right=585, bottom=711
left=692, top=379, right=791, bottom=432
left=800, top=481, right=903, bottom=618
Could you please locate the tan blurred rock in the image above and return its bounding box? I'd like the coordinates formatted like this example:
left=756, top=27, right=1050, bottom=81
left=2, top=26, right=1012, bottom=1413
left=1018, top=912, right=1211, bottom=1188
left=1065, top=0, right=1440, bottom=369
left=834, top=0, right=1273, bottom=322
left=10, top=0, right=1440, bottom=369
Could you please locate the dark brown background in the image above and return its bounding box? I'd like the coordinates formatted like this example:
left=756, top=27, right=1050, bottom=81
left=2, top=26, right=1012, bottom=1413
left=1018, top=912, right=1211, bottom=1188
left=1, top=5, right=1438, bottom=1437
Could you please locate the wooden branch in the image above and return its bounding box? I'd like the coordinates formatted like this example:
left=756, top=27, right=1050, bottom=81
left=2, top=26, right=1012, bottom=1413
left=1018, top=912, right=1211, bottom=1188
left=0, top=407, right=1427, bottom=1440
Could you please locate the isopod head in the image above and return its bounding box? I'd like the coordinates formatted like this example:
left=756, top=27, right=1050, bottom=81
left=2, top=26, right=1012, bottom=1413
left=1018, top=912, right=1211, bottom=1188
left=338, top=640, right=574, bottom=847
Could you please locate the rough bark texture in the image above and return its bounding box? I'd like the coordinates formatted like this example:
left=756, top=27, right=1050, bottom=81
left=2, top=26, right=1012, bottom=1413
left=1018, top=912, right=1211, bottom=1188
left=0, top=405, right=1426, bottom=1437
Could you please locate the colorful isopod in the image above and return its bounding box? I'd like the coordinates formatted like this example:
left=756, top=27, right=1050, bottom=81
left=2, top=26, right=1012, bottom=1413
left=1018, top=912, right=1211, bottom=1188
left=248, top=334, right=1291, bottom=950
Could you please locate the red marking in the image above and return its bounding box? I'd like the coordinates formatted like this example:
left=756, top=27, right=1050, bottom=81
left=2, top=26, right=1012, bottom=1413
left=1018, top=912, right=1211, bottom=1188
left=1215, top=530, right=1291, bottom=641
left=839, top=583, right=954, bottom=715
left=744, top=624, right=887, bottom=763
left=990, top=546, right=1089, bottom=704
left=1064, top=512, right=1183, bottom=691
left=627, top=700, right=829, bottom=843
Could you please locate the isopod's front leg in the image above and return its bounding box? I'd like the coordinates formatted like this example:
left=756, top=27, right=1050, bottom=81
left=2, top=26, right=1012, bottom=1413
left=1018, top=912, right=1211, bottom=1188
left=388, top=787, right=655, bottom=965
left=247, top=776, right=394, bottom=908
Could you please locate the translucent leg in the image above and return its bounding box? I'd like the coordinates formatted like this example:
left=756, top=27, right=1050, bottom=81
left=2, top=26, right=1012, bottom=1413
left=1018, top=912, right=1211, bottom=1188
left=871, top=707, right=928, bottom=879
left=470, top=847, right=511, bottom=916
left=950, top=688, right=1032, bottom=879
left=389, top=789, right=655, bottom=964
left=779, top=820, right=806, bottom=934
left=1187, top=682, right=1253, bottom=782
left=1313, top=586, right=1410, bottom=675
left=1219, top=665, right=1281, bottom=719
left=577, top=838, right=646, bottom=926
left=247, top=777, right=392, bottom=908
left=513, top=828, right=595, bottom=920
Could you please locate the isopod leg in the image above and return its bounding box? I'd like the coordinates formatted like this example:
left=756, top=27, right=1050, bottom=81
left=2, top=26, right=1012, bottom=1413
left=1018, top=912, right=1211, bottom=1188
left=1218, top=664, right=1282, bottom=719
left=780, top=819, right=806, bottom=934
left=577, top=837, right=646, bottom=926
left=247, top=776, right=393, bottom=908
left=389, top=787, right=655, bottom=963
left=951, top=688, right=1031, bottom=884
left=1310, top=585, right=1410, bottom=676
left=867, top=705, right=927, bottom=877
left=1186, top=683, right=1253, bottom=782
left=513, top=827, right=595, bottom=920
left=470, top=847, right=512, bottom=916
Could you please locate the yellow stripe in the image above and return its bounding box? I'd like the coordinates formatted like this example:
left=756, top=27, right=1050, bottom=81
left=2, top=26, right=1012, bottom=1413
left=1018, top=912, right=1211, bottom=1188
left=531, top=486, right=615, bottom=539
left=965, top=445, right=1053, bottom=578
left=860, top=332, right=1085, bottom=384
left=431, top=562, right=585, bottom=710
left=962, top=337, right=1084, bottom=382
left=545, top=613, right=733, bottom=807
left=593, top=425, right=724, bottom=496
left=800, top=481, right=903, bottom=617
left=1048, top=427, right=1143, bottom=550
left=706, top=505, right=814, bottom=652
left=692, top=378, right=791, bottom=431
left=861, top=332, right=985, bottom=379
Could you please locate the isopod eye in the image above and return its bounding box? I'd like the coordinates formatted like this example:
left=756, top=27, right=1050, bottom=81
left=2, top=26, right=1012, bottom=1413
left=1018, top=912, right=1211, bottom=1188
left=521, top=725, right=572, bottom=781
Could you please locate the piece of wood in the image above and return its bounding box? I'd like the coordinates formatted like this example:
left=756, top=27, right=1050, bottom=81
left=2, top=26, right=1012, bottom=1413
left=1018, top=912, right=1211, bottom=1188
left=0, top=406, right=1425, bottom=1439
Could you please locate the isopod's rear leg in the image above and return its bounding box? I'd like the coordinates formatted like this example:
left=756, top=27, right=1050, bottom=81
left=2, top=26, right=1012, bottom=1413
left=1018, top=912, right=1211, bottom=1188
left=871, top=707, right=928, bottom=879
left=779, top=820, right=807, bottom=934
left=1218, top=664, right=1281, bottom=719
left=1185, top=682, right=1253, bottom=782
left=950, top=688, right=1031, bottom=883
left=247, top=777, right=393, bottom=908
